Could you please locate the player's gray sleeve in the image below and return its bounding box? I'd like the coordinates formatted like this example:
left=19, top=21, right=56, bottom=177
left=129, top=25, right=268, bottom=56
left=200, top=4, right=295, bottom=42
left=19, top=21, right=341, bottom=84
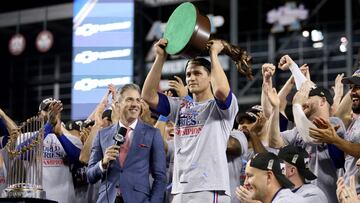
left=330, top=117, right=346, bottom=138
left=215, top=93, right=238, bottom=121
left=280, top=128, right=299, bottom=145
left=166, top=96, right=183, bottom=123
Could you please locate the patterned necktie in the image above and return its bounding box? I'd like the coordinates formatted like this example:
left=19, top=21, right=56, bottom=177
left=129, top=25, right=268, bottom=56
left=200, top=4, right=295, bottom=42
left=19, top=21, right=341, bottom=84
left=119, top=127, right=131, bottom=167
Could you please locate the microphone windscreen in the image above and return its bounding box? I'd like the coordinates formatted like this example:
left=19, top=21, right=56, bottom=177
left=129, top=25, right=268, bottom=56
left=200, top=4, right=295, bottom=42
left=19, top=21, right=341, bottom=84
left=118, top=127, right=127, bottom=136
left=113, top=127, right=128, bottom=146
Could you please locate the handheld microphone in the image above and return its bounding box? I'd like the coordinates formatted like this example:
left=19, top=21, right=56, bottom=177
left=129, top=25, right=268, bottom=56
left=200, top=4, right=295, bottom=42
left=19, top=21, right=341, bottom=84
left=105, top=126, right=127, bottom=203
left=113, top=127, right=128, bottom=146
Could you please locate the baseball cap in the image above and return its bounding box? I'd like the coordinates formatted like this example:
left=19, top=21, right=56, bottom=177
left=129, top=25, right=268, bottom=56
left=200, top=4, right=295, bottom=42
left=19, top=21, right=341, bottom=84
left=236, top=105, right=263, bottom=124
left=38, top=97, right=59, bottom=112
left=250, top=152, right=294, bottom=188
left=278, top=145, right=317, bottom=181
left=102, top=109, right=112, bottom=121
left=342, top=68, right=360, bottom=85
left=308, top=87, right=333, bottom=105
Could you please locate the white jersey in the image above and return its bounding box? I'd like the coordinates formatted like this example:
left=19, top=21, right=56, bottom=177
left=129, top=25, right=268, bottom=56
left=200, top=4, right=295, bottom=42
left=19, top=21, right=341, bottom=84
left=165, top=94, right=238, bottom=195
left=294, top=183, right=328, bottom=203
left=42, top=133, right=82, bottom=203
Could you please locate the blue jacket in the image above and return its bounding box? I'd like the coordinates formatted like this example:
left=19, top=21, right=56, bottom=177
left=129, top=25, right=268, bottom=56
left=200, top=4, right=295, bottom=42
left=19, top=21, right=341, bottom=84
left=86, top=120, right=167, bottom=203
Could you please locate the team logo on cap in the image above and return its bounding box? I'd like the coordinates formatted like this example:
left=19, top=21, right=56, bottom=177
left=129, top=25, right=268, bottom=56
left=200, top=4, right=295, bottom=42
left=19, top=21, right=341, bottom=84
left=280, top=162, right=286, bottom=175
left=352, top=69, right=360, bottom=77
left=304, top=158, right=310, bottom=169
left=246, top=112, right=258, bottom=118
left=267, top=159, right=274, bottom=170
left=291, top=154, right=299, bottom=164
left=251, top=105, right=263, bottom=112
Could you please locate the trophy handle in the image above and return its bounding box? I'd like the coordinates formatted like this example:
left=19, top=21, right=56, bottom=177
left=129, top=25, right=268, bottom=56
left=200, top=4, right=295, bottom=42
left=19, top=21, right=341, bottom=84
left=220, top=40, right=253, bottom=80
left=204, top=39, right=253, bottom=80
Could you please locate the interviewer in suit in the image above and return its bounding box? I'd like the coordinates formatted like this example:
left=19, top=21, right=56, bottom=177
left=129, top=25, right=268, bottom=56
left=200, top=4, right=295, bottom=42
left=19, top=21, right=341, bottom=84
left=86, top=84, right=167, bottom=203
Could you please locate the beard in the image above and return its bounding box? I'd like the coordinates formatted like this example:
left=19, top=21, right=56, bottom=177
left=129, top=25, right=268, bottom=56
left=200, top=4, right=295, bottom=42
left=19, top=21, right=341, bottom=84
left=352, top=102, right=360, bottom=114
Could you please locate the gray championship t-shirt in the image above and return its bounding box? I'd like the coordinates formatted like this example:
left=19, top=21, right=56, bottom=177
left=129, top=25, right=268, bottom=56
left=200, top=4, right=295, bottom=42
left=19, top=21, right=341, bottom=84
left=162, top=93, right=238, bottom=195
left=272, top=188, right=308, bottom=203
left=227, top=130, right=248, bottom=203
left=294, top=183, right=328, bottom=203
left=280, top=117, right=345, bottom=203
left=343, top=117, right=360, bottom=193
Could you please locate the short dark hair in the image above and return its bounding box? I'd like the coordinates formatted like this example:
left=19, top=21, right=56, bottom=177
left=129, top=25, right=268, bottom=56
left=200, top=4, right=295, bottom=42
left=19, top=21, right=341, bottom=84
left=185, top=58, right=211, bottom=74
left=102, top=109, right=112, bottom=121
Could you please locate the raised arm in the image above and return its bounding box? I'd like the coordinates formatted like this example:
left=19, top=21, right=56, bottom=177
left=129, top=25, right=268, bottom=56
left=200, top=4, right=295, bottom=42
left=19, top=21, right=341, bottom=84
left=278, top=55, right=314, bottom=89
left=331, top=73, right=345, bottom=116
left=264, top=84, right=284, bottom=148
left=79, top=124, right=101, bottom=164
left=0, top=108, right=18, bottom=133
left=142, top=39, right=168, bottom=110
left=80, top=86, right=114, bottom=164
left=208, top=40, right=231, bottom=102
left=334, top=90, right=352, bottom=128
left=0, top=108, right=18, bottom=147
left=278, top=76, right=294, bottom=114
left=261, top=63, right=275, bottom=119
left=292, top=81, right=318, bottom=143
left=48, top=102, right=82, bottom=163
left=243, top=126, right=267, bottom=154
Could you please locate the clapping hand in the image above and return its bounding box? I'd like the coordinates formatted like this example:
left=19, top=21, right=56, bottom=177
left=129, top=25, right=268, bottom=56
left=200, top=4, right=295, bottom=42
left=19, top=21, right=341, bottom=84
left=235, top=186, right=261, bottom=203
left=337, top=176, right=360, bottom=203
left=309, top=117, right=339, bottom=144
left=48, top=101, right=63, bottom=135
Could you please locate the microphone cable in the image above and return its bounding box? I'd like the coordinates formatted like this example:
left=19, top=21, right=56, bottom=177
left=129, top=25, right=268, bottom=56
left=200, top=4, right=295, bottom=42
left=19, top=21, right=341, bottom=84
left=105, top=126, right=128, bottom=203
left=105, top=163, right=110, bottom=203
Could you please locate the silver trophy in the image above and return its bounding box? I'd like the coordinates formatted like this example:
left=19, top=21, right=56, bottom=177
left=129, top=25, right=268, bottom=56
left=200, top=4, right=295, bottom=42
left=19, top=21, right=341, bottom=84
left=2, top=116, right=46, bottom=198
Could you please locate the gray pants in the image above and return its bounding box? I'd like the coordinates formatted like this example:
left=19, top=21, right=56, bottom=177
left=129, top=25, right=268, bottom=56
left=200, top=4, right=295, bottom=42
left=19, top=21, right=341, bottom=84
left=172, top=191, right=230, bottom=203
